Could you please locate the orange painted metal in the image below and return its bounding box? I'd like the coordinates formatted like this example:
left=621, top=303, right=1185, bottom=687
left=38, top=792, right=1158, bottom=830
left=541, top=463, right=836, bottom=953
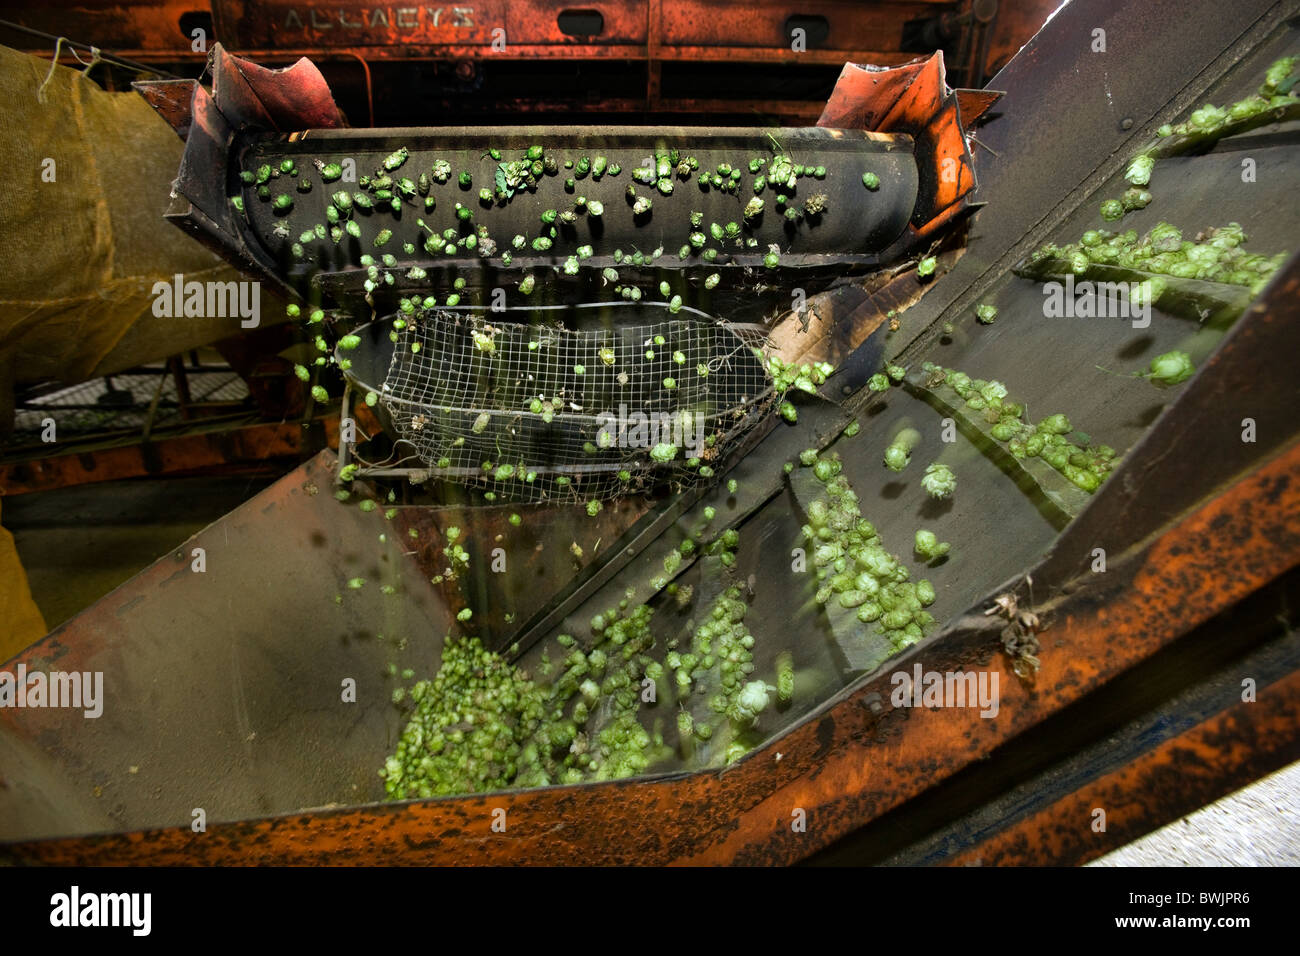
left=5, top=435, right=1296, bottom=865
left=954, top=89, right=1000, bottom=125
left=818, top=53, right=987, bottom=238
left=944, top=669, right=1300, bottom=867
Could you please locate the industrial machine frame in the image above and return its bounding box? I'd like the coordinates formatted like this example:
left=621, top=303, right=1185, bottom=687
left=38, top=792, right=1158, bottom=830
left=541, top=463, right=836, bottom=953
left=1, top=0, right=1297, bottom=865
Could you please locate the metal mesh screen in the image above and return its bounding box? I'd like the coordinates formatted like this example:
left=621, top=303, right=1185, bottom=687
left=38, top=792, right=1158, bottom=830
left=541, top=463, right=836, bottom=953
left=380, top=307, right=776, bottom=502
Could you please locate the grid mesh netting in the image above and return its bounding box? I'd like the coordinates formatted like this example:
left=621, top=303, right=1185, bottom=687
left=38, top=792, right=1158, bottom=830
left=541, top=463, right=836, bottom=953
left=380, top=308, right=777, bottom=503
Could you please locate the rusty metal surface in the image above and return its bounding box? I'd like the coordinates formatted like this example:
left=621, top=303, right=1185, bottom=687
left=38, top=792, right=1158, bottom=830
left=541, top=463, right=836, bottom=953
left=953, top=89, right=999, bottom=126
left=131, top=78, right=198, bottom=139
left=808, top=566, right=1300, bottom=865
left=0, top=1, right=944, bottom=58
left=209, top=44, right=346, bottom=130
left=944, top=653, right=1300, bottom=867
left=0, top=0, right=1058, bottom=126
left=0, top=0, right=1056, bottom=76
left=132, top=44, right=348, bottom=303
left=219, top=0, right=930, bottom=55
left=0, top=1, right=204, bottom=54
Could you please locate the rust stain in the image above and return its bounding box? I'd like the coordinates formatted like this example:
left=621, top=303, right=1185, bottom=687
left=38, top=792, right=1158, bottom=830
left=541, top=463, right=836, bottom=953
left=945, top=669, right=1300, bottom=867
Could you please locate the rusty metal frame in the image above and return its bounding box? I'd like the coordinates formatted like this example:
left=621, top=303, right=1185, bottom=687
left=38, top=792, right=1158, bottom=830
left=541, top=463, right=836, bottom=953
left=2, top=0, right=1297, bottom=866
left=4, top=420, right=1295, bottom=864
left=1, top=0, right=1056, bottom=121
left=0, top=414, right=340, bottom=496
left=945, top=652, right=1300, bottom=867
left=2, top=1, right=952, bottom=65
left=806, top=563, right=1300, bottom=865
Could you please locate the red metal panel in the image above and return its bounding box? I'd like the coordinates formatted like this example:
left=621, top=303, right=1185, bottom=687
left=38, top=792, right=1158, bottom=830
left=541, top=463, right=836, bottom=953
left=2, top=0, right=956, bottom=64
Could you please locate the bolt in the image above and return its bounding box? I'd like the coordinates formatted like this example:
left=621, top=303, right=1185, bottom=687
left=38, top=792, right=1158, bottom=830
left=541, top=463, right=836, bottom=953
left=1121, top=118, right=1134, bottom=130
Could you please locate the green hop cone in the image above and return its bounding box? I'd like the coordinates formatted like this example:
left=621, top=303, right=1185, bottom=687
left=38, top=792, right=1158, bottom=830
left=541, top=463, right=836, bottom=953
left=1145, top=350, right=1194, bottom=388
left=920, top=462, right=956, bottom=499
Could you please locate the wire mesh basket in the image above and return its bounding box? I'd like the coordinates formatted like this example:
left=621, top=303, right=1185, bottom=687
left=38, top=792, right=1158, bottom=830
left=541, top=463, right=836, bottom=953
left=378, top=302, right=776, bottom=503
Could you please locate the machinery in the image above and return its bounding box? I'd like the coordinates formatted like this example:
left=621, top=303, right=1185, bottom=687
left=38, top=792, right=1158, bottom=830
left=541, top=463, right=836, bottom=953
left=1, top=0, right=1298, bottom=866
left=0, top=0, right=1038, bottom=495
